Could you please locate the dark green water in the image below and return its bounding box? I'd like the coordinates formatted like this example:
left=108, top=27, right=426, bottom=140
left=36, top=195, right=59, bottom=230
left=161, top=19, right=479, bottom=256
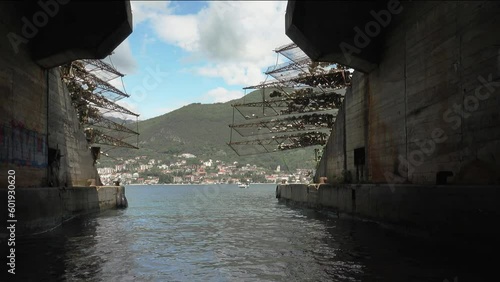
left=5, top=184, right=494, bottom=281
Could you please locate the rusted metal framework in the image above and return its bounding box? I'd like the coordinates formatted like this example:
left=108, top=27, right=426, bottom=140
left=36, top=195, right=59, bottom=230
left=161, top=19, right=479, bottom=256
left=76, top=90, right=139, bottom=117
left=228, top=131, right=329, bottom=156
left=228, top=44, right=351, bottom=156
left=265, top=56, right=310, bottom=78
left=245, top=67, right=351, bottom=91
left=86, top=115, right=139, bottom=135
left=274, top=43, right=307, bottom=62
left=62, top=61, right=130, bottom=102
left=81, top=59, right=124, bottom=82
left=84, top=128, right=139, bottom=149
left=232, top=90, right=343, bottom=119
left=230, top=113, right=335, bottom=137
left=61, top=59, right=139, bottom=152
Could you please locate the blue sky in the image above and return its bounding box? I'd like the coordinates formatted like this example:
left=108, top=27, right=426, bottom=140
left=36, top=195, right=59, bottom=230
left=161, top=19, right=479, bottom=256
left=106, top=1, right=292, bottom=120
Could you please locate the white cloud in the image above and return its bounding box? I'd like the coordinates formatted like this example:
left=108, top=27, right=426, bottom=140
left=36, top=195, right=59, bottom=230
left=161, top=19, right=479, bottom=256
left=105, top=39, right=137, bottom=75
left=140, top=33, right=158, bottom=56
left=152, top=14, right=199, bottom=52
left=196, top=1, right=290, bottom=64
left=131, top=1, right=292, bottom=86
left=203, top=87, right=244, bottom=103
left=195, top=63, right=266, bottom=86
left=132, top=1, right=200, bottom=53
left=130, top=1, right=172, bottom=26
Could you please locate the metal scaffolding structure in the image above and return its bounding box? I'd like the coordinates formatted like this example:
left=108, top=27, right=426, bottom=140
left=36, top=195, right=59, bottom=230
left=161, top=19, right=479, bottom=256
left=75, top=90, right=139, bottom=117
left=228, top=44, right=351, bottom=156
left=87, top=115, right=139, bottom=135
left=244, top=69, right=350, bottom=91
left=84, top=128, right=139, bottom=149
left=274, top=43, right=307, bottom=62
left=232, top=90, right=343, bottom=119
left=61, top=61, right=130, bottom=102
left=81, top=59, right=124, bottom=81
left=227, top=131, right=329, bottom=156
left=61, top=59, right=139, bottom=153
left=229, top=113, right=336, bottom=137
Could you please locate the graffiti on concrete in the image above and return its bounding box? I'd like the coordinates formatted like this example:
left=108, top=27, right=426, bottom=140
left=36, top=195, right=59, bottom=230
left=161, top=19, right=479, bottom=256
left=0, top=120, right=47, bottom=167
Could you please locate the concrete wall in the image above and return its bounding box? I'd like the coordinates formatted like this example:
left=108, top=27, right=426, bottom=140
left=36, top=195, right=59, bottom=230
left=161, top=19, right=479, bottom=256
left=316, top=1, right=500, bottom=185
left=0, top=1, right=117, bottom=237
left=0, top=186, right=127, bottom=236
left=315, top=98, right=346, bottom=183
left=0, top=2, right=100, bottom=188
left=47, top=69, right=101, bottom=187
left=345, top=72, right=369, bottom=182
left=0, top=2, right=48, bottom=187
left=277, top=183, right=500, bottom=243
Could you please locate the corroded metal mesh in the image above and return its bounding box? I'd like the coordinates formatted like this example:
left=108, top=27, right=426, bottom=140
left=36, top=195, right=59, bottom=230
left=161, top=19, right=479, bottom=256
left=229, top=43, right=352, bottom=156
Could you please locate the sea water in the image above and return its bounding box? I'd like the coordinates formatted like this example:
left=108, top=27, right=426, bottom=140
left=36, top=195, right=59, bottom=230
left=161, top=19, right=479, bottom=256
left=7, top=184, right=493, bottom=281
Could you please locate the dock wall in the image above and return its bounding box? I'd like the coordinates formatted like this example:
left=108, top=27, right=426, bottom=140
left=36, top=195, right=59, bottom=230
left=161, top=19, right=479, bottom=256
left=0, top=186, right=127, bottom=237
left=276, top=183, right=500, bottom=243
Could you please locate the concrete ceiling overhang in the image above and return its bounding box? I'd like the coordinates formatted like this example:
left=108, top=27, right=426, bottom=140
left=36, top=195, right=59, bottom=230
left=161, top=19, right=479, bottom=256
left=285, top=1, right=391, bottom=73
left=20, top=0, right=132, bottom=69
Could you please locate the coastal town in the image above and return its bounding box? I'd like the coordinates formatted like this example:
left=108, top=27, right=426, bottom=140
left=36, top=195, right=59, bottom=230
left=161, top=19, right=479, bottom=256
left=97, top=153, right=313, bottom=185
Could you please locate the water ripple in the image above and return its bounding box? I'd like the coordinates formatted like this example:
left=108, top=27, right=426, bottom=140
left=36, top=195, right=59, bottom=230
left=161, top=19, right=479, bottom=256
left=9, top=184, right=489, bottom=282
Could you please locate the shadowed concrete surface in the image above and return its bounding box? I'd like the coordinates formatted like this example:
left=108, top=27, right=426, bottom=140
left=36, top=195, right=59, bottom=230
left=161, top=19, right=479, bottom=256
left=284, top=0, right=500, bottom=247
left=5, top=1, right=132, bottom=68
left=283, top=1, right=500, bottom=243
left=0, top=1, right=132, bottom=234
left=277, top=184, right=500, bottom=248
left=286, top=1, right=387, bottom=72
left=296, top=1, right=500, bottom=185
left=0, top=186, right=127, bottom=236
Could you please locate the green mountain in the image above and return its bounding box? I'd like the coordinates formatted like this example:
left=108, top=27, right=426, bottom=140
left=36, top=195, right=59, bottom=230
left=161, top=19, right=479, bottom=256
left=101, top=89, right=321, bottom=172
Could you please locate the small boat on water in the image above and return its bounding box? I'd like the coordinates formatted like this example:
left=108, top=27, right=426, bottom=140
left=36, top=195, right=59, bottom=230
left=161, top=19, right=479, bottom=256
left=238, top=183, right=249, bottom=189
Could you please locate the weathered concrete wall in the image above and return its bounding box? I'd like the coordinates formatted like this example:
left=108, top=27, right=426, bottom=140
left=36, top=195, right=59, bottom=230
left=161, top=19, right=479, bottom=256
left=316, top=1, right=500, bottom=185
left=0, top=2, right=114, bottom=238
left=345, top=72, right=369, bottom=182
left=0, top=186, right=127, bottom=236
left=0, top=2, right=48, bottom=187
left=0, top=2, right=132, bottom=241
left=0, top=2, right=100, bottom=188
left=277, top=183, right=500, bottom=243
left=47, top=69, right=101, bottom=187
left=315, top=101, right=346, bottom=183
